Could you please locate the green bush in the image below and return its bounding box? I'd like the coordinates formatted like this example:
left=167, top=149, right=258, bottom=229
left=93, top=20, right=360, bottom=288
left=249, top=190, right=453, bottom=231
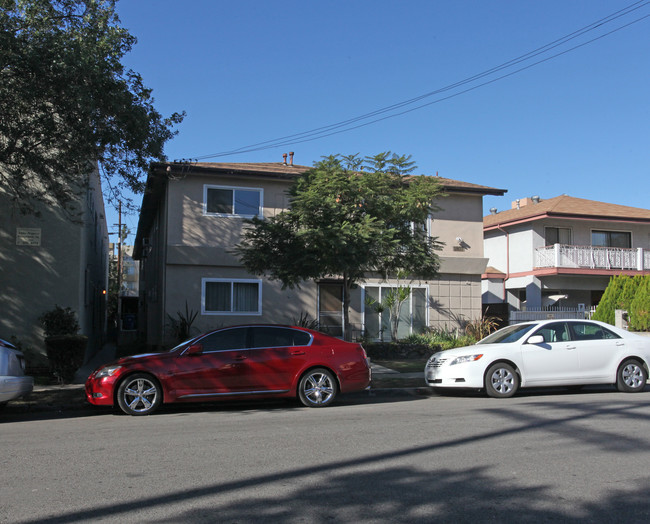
left=44, top=334, right=88, bottom=383
left=629, top=276, right=650, bottom=331
left=618, top=275, right=642, bottom=311
left=402, top=328, right=477, bottom=350
left=39, top=306, right=83, bottom=383
left=592, top=275, right=628, bottom=325
left=39, top=305, right=80, bottom=336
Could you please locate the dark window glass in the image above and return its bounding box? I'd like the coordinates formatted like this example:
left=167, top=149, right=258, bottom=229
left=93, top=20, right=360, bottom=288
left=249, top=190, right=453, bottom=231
left=205, top=281, right=231, bottom=312
left=568, top=322, right=620, bottom=341
left=199, top=328, right=249, bottom=352
left=207, top=188, right=233, bottom=214
left=592, top=230, right=631, bottom=248
left=545, top=227, right=571, bottom=245
left=250, top=327, right=311, bottom=348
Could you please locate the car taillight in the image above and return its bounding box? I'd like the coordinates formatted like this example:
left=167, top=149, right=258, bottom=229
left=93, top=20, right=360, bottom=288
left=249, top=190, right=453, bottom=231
left=357, top=344, right=368, bottom=358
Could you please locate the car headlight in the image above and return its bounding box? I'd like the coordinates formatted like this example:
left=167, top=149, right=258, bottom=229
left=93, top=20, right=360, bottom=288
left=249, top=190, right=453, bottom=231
left=449, top=354, right=483, bottom=365
left=94, top=365, right=123, bottom=378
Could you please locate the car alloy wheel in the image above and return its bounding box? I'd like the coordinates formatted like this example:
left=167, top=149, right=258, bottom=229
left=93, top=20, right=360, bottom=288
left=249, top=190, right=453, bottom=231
left=616, top=359, right=648, bottom=393
left=485, top=363, right=519, bottom=398
left=117, top=373, right=162, bottom=415
left=298, top=368, right=337, bottom=407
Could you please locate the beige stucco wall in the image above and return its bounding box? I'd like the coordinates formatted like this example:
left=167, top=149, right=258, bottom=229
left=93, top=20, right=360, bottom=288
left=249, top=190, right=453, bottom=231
left=0, top=167, right=108, bottom=366
left=143, top=173, right=490, bottom=345
left=167, top=174, right=290, bottom=249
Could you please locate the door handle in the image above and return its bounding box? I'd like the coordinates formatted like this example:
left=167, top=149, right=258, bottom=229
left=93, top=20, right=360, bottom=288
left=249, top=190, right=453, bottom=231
left=566, top=345, right=576, bottom=350
left=290, top=350, right=306, bottom=356
left=233, top=355, right=247, bottom=361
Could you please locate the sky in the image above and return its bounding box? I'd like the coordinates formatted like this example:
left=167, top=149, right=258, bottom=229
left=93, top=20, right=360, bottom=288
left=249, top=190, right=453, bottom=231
left=110, top=0, right=650, bottom=242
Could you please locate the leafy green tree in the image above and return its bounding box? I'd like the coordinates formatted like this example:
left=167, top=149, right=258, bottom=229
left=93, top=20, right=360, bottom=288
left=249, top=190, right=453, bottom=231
left=0, top=0, right=184, bottom=215
left=235, top=153, right=443, bottom=339
left=593, top=274, right=628, bottom=325
left=629, top=275, right=650, bottom=331
left=617, top=275, right=642, bottom=312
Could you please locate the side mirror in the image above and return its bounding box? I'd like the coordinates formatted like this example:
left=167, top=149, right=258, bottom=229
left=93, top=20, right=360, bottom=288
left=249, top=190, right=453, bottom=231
left=527, top=335, right=544, bottom=345
left=186, top=343, right=203, bottom=355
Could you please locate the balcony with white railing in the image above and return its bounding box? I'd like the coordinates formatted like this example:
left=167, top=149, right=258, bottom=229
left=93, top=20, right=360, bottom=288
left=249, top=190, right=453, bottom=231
left=535, top=244, right=649, bottom=271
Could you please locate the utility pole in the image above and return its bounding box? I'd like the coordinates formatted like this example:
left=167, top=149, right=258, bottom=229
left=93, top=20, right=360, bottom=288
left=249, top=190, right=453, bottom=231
left=114, top=201, right=123, bottom=338
left=117, top=200, right=122, bottom=297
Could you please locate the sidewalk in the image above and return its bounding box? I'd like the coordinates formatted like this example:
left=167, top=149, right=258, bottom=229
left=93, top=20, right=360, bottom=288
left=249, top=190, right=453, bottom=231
left=3, top=352, right=430, bottom=415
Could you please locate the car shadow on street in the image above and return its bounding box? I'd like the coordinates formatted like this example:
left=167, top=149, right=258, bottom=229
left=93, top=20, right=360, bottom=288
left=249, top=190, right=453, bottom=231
left=17, top=394, right=650, bottom=523
left=434, top=383, right=648, bottom=398
left=1, top=389, right=430, bottom=422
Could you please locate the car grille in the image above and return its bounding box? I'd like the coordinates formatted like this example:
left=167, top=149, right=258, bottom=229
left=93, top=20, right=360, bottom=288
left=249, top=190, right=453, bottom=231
left=427, top=358, right=447, bottom=369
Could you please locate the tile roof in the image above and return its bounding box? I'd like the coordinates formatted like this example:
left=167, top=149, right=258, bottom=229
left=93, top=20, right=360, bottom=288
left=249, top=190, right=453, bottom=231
left=484, top=194, right=650, bottom=229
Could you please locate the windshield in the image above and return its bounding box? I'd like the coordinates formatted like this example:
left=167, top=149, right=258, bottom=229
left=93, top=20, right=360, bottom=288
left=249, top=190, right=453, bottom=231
left=477, top=323, right=536, bottom=344
left=168, top=337, right=197, bottom=353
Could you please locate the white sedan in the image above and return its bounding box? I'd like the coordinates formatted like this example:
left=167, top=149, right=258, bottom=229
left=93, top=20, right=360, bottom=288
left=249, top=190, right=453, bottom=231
left=0, top=338, right=33, bottom=407
left=425, top=319, right=650, bottom=398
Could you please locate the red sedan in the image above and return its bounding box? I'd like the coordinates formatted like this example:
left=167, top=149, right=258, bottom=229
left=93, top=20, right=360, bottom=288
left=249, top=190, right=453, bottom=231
left=86, top=325, right=371, bottom=415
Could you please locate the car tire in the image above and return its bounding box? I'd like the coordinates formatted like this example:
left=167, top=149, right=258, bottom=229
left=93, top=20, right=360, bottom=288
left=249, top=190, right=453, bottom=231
left=485, top=363, right=519, bottom=398
left=116, top=373, right=162, bottom=415
left=616, top=359, right=648, bottom=393
left=298, top=368, right=337, bottom=407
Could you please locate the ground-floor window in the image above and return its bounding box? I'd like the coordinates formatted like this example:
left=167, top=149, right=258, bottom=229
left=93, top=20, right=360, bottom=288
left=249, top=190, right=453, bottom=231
left=364, top=286, right=427, bottom=341
left=202, top=278, right=262, bottom=315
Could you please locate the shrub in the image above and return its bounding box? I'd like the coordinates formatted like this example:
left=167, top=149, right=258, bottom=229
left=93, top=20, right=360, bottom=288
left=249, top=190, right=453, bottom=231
left=592, top=275, right=628, bottom=325
left=44, top=334, right=88, bottom=383
left=465, top=316, right=500, bottom=341
left=293, top=312, right=319, bottom=330
left=39, top=305, right=80, bottom=336
left=39, top=306, right=84, bottom=383
left=629, top=276, right=650, bottom=331
left=166, top=301, right=198, bottom=343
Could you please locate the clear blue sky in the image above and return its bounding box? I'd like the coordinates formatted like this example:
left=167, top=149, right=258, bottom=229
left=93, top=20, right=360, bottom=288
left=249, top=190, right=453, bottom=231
left=111, top=0, right=650, bottom=240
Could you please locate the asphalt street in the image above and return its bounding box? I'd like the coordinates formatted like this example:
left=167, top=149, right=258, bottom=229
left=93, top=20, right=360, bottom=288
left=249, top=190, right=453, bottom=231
left=3, top=386, right=650, bottom=523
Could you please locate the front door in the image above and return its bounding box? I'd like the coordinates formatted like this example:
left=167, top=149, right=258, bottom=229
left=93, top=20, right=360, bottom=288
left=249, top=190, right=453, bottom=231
left=318, top=283, right=344, bottom=338
left=520, top=322, right=580, bottom=385
left=172, top=327, right=250, bottom=397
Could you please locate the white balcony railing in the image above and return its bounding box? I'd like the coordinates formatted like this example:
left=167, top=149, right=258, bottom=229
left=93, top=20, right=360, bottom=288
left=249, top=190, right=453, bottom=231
left=535, top=244, right=648, bottom=271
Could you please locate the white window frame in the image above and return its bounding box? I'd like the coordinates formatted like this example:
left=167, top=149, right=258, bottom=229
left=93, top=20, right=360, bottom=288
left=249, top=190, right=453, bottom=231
left=201, top=278, right=263, bottom=316
left=203, top=185, right=263, bottom=218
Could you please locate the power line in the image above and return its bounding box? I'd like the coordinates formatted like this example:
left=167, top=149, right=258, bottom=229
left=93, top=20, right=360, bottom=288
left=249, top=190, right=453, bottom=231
left=194, top=1, right=650, bottom=160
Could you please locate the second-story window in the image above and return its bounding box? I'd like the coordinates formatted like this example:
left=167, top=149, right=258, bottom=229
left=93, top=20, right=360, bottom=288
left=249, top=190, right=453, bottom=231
left=204, top=185, right=262, bottom=217
left=592, top=230, right=631, bottom=248
left=545, top=227, right=571, bottom=246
